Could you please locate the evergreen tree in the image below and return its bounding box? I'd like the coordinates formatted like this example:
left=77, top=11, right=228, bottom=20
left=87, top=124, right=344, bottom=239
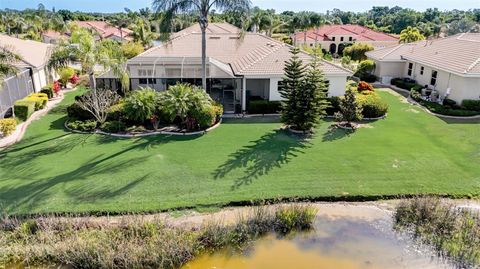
left=279, top=47, right=306, bottom=129
left=335, top=87, right=363, bottom=128
left=294, top=49, right=330, bottom=131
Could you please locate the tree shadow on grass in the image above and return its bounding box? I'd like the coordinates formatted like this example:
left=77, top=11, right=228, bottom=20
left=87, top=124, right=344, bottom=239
left=213, top=129, right=311, bottom=190
left=322, top=125, right=353, bottom=142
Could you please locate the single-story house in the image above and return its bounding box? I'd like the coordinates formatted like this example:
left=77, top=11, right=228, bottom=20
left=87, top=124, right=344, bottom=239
left=293, top=24, right=399, bottom=55
left=98, top=23, right=352, bottom=113
left=42, top=30, right=70, bottom=44
left=0, top=34, right=55, bottom=117
left=366, top=33, right=480, bottom=103
left=75, top=21, right=133, bottom=42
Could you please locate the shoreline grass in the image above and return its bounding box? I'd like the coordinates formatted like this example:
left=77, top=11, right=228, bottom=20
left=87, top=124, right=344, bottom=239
left=0, top=205, right=316, bottom=269
left=394, top=198, right=480, bottom=268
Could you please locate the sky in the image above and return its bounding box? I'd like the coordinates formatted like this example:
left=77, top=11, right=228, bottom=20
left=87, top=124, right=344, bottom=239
left=1, top=0, right=479, bottom=13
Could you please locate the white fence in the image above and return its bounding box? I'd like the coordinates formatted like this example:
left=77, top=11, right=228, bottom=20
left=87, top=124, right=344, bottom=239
left=0, top=69, right=35, bottom=118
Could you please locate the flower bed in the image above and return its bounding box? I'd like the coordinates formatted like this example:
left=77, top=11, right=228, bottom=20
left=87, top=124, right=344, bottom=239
left=410, top=91, right=480, bottom=117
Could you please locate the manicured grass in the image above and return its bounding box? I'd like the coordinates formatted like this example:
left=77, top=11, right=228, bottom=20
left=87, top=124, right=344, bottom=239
left=0, top=89, right=479, bottom=215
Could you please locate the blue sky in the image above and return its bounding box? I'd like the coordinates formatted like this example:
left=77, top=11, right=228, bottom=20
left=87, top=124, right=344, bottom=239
left=1, top=0, right=479, bottom=13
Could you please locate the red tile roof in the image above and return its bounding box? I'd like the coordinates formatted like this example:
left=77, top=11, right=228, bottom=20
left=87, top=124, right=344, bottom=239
left=75, top=21, right=132, bottom=40
left=293, top=24, right=398, bottom=42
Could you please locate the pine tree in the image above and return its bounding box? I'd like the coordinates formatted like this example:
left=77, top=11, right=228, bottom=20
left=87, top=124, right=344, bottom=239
left=295, top=49, right=330, bottom=131
left=279, top=47, right=306, bottom=130
left=335, top=87, right=363, bottom=128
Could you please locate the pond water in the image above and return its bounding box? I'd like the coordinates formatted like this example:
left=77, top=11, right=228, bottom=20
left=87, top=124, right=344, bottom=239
left=182, top=206, right=451, bottom=269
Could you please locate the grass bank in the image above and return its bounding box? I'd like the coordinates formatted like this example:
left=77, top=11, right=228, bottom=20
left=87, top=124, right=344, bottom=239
left=0, top=89, right=479, bottom=215
left=0, top=205, right=316, bottom=269
left=394, top=198, right=480, bottom=267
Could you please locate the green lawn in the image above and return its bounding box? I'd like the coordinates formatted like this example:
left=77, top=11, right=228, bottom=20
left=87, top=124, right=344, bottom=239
left=0, top=89, right=479, bottom=215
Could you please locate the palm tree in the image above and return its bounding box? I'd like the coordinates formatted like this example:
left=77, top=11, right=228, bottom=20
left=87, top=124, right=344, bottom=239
left=153, top=0, right=251, bottom=90
left=109, top=15, right=131, bottom=41
left=0, top=46, right=21, bottom=78
left=399, top=26, right=426, bottom=43
left=48, top=28, right=129, bottom=92
left=131, top=18, right=155, bottom=48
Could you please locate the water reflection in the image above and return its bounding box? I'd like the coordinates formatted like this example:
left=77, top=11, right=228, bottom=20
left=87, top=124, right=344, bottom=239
left=182, top=216, right=450, bottom=269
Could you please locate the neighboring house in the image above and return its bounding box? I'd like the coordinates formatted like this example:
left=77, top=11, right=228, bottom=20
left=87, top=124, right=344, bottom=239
left=42, top=30, right=70, bottom=44
left=293, top=24, right=399, bottom=55
left=366, top=33, right=480, bottom=103
left=97, top=23, right=352, bottom=113
left=0, top=34, right=54, bottom=117
left=75, top=21, right=133, bottom=42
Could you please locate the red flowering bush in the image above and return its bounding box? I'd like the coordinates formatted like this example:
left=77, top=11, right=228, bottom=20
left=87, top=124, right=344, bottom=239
left=357, top=81, right=374, bottom=94
left=53, top=81, right=61, bottom=96
left=69, top=74, right=79, bottom=85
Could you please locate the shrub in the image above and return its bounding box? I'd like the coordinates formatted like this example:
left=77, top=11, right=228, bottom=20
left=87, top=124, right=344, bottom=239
left=418, top=99, right=480, bottom=116
left=343, top=42, right=374, bottom=61
left=58, top=67, right=75, bottom=87
left=100, top=121, right=126, bottom=133
left=275, top=205, right=317, bottom=234
left=410, top=89, right=421, bottom=101
left=391, top=78, right=421, bottom=91
left=357, top=93, right=389, bottom=118
left=411, top=84, right=423, bottom=92
left=462, top=100, right=480, bottom=111
left=106, top=102, right=126, bottom=121
left=121, top=42, right=144, bottom=59
left=443, top=98, right=457, bottom=108
left=355, top=60, right=375, bottom=76
left=247, top=100, right=281, bottom=114
left=53, top=80, right=61, bottom=95
left=40, top=85, right=54, bottom=99
left=67, top=120, right=97, bottom=132
left=191, top=105, right=217, bottom=129
left=357, top=81, right=374, bottom=94
left=358, top=73, right=377, bottom=83
left=67, top=103, right=94, bottom=120
left=326, top=96, right=341, bottom=116
left=25, top=93, right=48, bottom=110
left=212, top=103, right=223, bottom=122
left=0, top=118, right=17, bottom=137
left=123, top=88, right=158, bottom=123
left=13, top=100, right=35, bottom=121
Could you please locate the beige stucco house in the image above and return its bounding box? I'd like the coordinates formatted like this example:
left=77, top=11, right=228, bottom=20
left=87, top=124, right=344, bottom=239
left=293, top=24, right=399, bottom=55
left=367, top=33, right=480, bottom=103
left=98, top=23, right=352, bottom=113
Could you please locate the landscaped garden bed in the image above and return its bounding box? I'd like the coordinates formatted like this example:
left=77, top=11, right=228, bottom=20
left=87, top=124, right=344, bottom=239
left=65, top=84, right=223, bottom=136
left=410, top=89, right=480, bottom=117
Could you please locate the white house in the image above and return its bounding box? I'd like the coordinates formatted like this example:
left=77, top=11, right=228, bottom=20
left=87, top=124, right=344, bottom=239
left=98, top=23, right=352, bottom=113
left=366, top=33, right=480, bottom=103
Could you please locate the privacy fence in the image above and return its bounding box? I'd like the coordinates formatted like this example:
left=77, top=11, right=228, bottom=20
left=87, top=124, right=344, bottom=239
left=0, top=69, right=34, bottom=118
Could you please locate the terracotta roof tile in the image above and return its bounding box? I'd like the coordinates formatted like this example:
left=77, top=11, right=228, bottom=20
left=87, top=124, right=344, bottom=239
left=294, top=24, right=399, bottom=42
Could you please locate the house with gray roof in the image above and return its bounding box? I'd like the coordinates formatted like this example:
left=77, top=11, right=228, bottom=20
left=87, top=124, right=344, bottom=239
left=98, top=23, right=352, bottom=113
left=367, top=33, right=480, bottom=103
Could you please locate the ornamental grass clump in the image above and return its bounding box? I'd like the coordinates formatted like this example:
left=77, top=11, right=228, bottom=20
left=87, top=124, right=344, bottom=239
left=0, top=205, right=316, bottom=269
left=394, top=198, right=480, bottom=268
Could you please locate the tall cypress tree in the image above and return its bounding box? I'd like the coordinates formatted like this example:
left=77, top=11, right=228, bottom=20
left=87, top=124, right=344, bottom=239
left=279, top=47, right=306, bottom=129
left=295, top=49, right=330, bottom=131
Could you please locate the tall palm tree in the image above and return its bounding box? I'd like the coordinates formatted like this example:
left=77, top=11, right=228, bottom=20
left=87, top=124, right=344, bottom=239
left=153, top=0, right=251, bottom=90
left=131, top=18, right=155, bottom=48
left=0, top=46, right=21, bottom=78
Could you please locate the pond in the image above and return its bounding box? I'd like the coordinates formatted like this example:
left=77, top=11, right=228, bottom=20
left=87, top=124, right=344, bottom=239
left=182, top=204, right=451, bottom=269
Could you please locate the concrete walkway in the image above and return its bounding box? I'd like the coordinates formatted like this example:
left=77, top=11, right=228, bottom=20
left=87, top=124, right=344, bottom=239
left=0, top=88, right=76, bottom=149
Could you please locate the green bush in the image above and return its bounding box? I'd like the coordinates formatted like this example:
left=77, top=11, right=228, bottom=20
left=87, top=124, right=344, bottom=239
left=357, top=93, right=389, bottom=118
left=326, top=96, right=340, bottom=116
left=24, top=93, right=48, bottom=110
left=443, top=98, right=457, bottom=108
left=58, top=67, right=75, bottom=86
left=100, top=121, right=126, bottom=133
left=13, top=100, right=35, bottom=121
left=0, top=118, right=17, bottom=137
left=67, top=103, right=94, bottom=120
left=123, top=88, right=158, bottom=123
left=411, top=84, right=423, bottom=92
left=462, top=100, right=480, bottom=111
left=67, top=120, right=97, bottom=132
left=107, top=102, right=126, bottom=121
left=40, top=85, right=54, bottom=99
left=420, top=100, right=480, bottom=116
left=247, top=100, right=281, bottom=114
left=212, top=103, right=223, bottom=122
left=391, top=78, right=421, bottom=91
left=192, top=105, right=217, bottom=129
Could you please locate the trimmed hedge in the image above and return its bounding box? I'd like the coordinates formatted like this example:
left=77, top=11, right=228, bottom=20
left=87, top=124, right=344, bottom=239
left=462, top=100, right=480, bottom=111
left=247, top=100, right=281, bottom=114
left=13, top=100, right=35, bottom=121
left=391, top=78, right=421, bottom=91
left=410, top=90, right=480, bottom=116
left=0, top=118, right=17, bottom=137
left=25, top=93, right=48, bottom=110
left=357, top=94, right=389, bottom=118
left=40, top=86, right=54, bottom=99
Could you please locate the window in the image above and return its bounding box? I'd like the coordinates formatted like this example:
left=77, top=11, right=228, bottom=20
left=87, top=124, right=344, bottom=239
left=349, top=37, right=353, bottom=41
left=420, top=66, right=424, bottom=75
left=138, top=69, right=153, bottom=77
left=310, top=43, right=313, bottom=47
left=139, top=78, right=148, bottom=84
left=340, top=37, right=344, bottom=41
left=407, top=63, right=413, bottom=76
left=430, top=70, right=438, bottom=86
left=148, top=78, right=157, bottom=84
left=332, top=37, right=336, bottom=41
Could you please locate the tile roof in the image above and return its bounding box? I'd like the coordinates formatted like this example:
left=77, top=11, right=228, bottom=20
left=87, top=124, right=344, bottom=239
left=42, top=30, right=69, bottom=39
left=75, top=21, right=133, bottom=40
left=0, top=34, right=53, bottom=69
left=132, top=25, right=351, bottom=77
left=293, top=24, right=399, bottom=42
left=172, top=22, right=241, bottom=38
left=366, top=33, right=480, bottom=76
